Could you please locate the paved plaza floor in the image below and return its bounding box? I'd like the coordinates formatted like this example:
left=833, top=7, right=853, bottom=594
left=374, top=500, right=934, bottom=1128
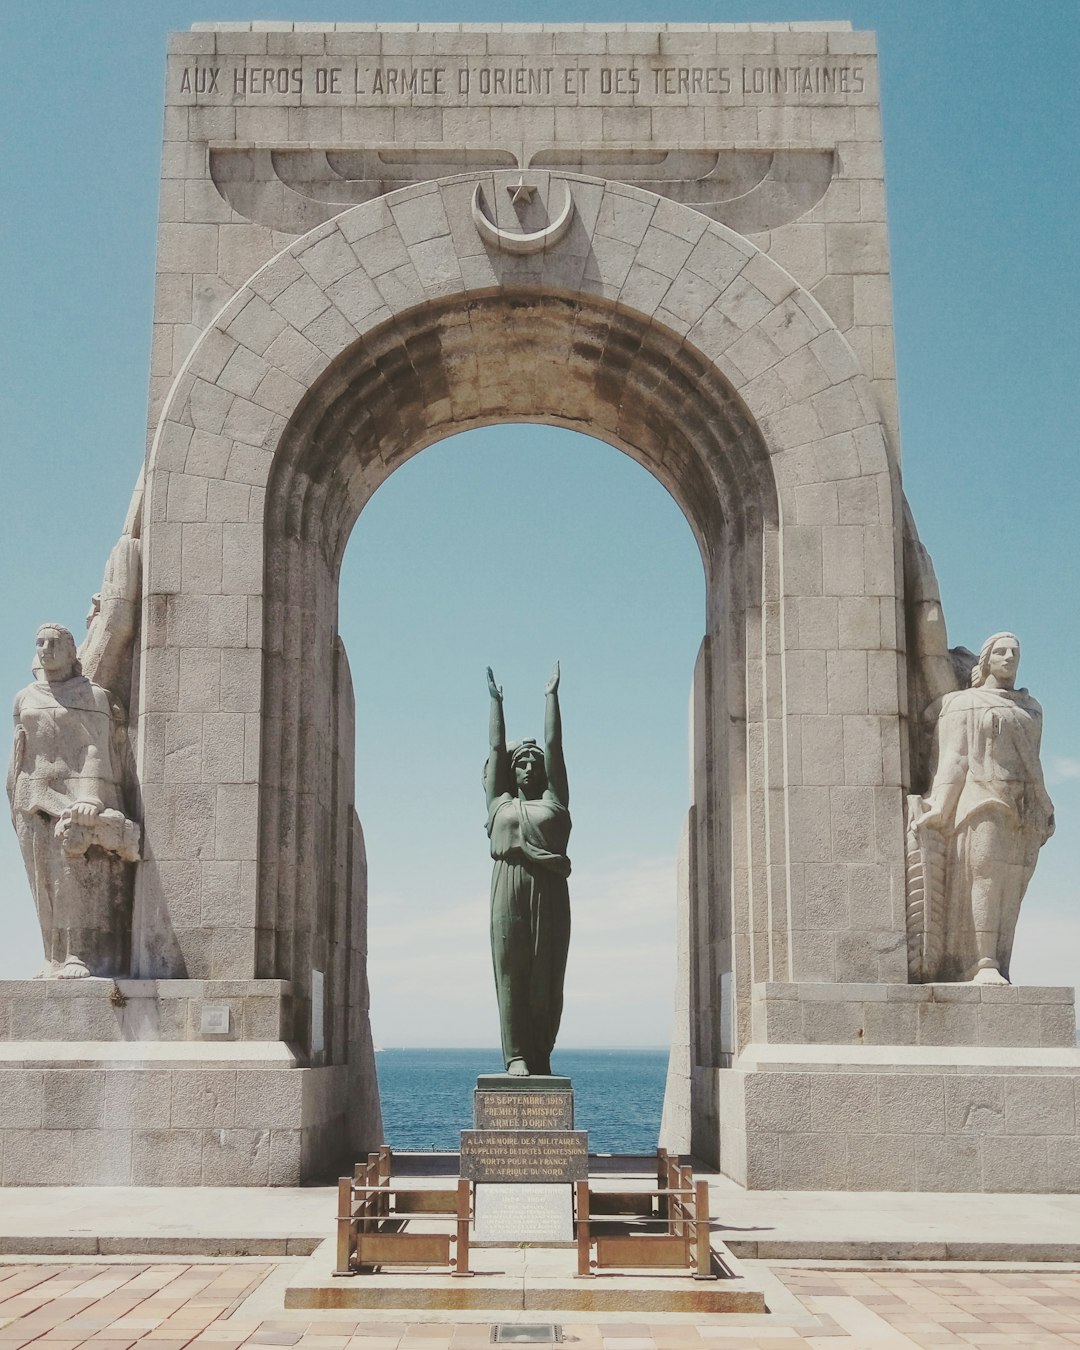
left=2, top=1174, right=1079, bottom=1345
left=3, top=1257, right=1080, bottom=1349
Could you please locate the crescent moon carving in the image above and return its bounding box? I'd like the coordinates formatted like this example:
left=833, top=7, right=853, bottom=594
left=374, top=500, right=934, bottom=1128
left=470, top=181, right=575, bottom=255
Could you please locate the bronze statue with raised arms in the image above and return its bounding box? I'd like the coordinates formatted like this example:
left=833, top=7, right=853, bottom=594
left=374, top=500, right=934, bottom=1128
left=484, top=663, right=571, bottom=1076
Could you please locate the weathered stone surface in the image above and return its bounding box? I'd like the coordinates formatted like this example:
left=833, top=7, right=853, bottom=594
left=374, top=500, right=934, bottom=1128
left=751, top=982, right=1077, bottom=1049
left=716, top=1054, right=1080, bottom=1193
left=0, top=979, right=292, bottom=1042
left=0, top=1058, right=347, bottom=1186
left=473, top=1183, right=574, bottom=1242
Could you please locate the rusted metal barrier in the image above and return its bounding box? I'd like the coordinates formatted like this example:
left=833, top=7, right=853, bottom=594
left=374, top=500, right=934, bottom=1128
left=576, top=1149, right=715, bottom=1279
left=335, top=1147, right=472, bottom=1277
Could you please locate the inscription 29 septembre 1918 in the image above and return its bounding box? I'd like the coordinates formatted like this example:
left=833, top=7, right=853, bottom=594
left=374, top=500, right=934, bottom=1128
left=474, top=1090, right=574, bottom=1131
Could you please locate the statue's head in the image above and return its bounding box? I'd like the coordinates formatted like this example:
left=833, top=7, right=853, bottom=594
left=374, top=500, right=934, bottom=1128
left=33, top=624, right=81, bottom=682
left=971, top=632, right=1020, bottom=690
left=510, top=740, right=547, bottom=799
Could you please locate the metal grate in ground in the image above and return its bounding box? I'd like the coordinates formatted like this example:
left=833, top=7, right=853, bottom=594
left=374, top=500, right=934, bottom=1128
left=490, top=1325, right=563, bottom=1344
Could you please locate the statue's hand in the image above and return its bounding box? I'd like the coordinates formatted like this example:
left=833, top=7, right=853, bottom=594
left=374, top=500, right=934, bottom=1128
left=65, top=799, right=103, bottom=825
left=913, top=802, right=943, bottom=832
left=545, top=661, right=560, bottom=695
left=486, top=667, right=503, bottom=702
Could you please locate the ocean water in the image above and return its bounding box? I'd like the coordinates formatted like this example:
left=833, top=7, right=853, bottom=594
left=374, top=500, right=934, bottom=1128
left=375, top=1047, right=669, bottom=1154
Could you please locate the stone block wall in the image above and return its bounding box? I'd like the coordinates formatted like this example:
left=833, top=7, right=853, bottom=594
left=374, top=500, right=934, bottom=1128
left=708, top=985, right=1080, bottom=1193
left=0, top=979, right=291, bottom=1043
left=723, top=1061, right=1080, bottom=1193
left=0, top=1062, right=352, bottom=1186
left=752, top=983, right=1078, bottom=1050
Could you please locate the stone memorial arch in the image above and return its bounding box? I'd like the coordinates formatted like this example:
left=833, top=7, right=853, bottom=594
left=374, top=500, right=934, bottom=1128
left=4, top=22, right=1076, bottom=1190
left=140, top=164, right=907, bottom=1146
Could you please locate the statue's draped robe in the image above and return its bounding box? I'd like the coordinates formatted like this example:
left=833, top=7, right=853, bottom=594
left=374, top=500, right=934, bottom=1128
left=926, top=685, right=1053, bottom=979
left=487, top=790, right=571, bottom=1072
left=7, top=674, right=135, bottom=973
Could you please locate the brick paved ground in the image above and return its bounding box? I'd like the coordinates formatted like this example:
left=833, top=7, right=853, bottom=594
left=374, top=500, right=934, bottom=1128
left=3, top=1261, right=1080, bottom=1350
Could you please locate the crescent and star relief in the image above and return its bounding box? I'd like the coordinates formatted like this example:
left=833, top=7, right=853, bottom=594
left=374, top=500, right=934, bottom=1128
left=469, top=177, right=575, bottom=256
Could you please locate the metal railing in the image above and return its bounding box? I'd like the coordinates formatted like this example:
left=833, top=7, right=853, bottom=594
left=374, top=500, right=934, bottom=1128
left=335, top=1146, right=472, bottom=1277
left=575, top=1148, right=715, bottom=1278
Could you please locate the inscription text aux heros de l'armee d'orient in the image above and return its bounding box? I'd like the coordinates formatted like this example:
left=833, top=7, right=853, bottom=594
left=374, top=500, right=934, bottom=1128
left=173, top=58, right=868, bottom=102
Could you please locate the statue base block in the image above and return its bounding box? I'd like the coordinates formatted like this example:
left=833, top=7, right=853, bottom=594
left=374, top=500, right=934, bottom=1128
left=0, top=977, right=292, bottom=1042
left=750, top=981, right=1077, bottom=1049
left=0, top=978, right=380, bottom=1186
left=690, top=983, right=1080, bottom=1194
left=465, top=1074, right=587, bottom=1242
left=707, top=1046, right=1080, bottom=1193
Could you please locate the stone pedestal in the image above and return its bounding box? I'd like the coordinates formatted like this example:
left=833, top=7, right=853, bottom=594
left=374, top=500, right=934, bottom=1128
left=462, top=1076, right=587, bottom=1243
left=702, top=983, right=1080, bottom=1193
left=0, top=978, right=371, bottom=1185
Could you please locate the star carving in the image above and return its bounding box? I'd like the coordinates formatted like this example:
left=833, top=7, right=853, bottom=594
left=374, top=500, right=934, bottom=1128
left=506, top=177, right=537, bottom=206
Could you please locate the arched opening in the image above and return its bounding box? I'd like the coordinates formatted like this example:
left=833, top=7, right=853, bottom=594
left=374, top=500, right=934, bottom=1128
left=338, top=422, right=705, bottom=1149
left=258, top=290, right=779, bottom=1138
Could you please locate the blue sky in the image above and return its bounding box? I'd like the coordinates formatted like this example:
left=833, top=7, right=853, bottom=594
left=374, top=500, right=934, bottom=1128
left=1, top=2, right=1077, bottom=1049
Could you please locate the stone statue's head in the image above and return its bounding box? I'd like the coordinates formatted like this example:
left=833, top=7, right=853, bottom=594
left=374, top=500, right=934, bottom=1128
left=33, top=624, right=81, bottom=682
left=971, top=632, right=1020, bottom=689
left=509, top=739, right=547, bottom=798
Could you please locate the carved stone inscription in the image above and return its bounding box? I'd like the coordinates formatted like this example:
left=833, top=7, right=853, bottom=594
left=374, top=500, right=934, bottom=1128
left=460, top=1130, right=588, bottom=1183
left=473, top=1183, right=574, bottom=1243
left=474, top=1089, right=573, bottom=1131
left=170, top=57, right=870, bottom=106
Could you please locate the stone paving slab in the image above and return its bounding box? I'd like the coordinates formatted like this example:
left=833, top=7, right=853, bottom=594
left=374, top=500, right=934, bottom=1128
left=3, top=1177, right=1080, bottom=1261
left=3, top=1258, right=1080, bottom=1348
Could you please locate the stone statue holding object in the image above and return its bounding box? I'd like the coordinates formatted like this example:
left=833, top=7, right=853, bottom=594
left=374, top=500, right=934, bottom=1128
left=907, top=632, right=1054, bottom=984
left=7, top=538, right=142, bottom=979
left=484, top=663, right=571, bottom=1076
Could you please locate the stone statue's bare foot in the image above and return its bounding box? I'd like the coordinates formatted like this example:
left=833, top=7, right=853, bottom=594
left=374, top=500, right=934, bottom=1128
left=507, top=1058, right=529, bottom=1077
left=972, top=963, right=1008, bottom=985
left=57, top=957, right=91, bottom=979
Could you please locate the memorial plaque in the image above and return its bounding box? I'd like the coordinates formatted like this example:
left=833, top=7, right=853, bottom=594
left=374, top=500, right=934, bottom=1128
left=473, top=1183, right=574, bottom=1243
left=475, top=1089, right=574, bottom=1131
left=460, top=1129, right=588, bottom=1183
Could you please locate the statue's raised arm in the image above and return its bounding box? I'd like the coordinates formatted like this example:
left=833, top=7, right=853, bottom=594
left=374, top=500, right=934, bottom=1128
left=484, top=667, right=509, bottom=809
left=543, top=661, right=568, bottom=809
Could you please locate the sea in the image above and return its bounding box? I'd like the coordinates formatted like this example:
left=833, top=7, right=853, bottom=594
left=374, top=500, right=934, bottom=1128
left=375, top=1047, right=669, bottom=1154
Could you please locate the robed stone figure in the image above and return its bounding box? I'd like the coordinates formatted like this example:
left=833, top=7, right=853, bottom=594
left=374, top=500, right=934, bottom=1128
left=908, top=632, right=1054, bottom=984
left=8, top=624, right=140, bottom=978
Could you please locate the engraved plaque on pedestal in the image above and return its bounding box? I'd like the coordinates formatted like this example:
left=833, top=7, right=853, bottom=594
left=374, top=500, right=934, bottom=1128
left=473, top=1182, right=574, bottom=1243
left=474, top=1089, right=574, bottom=1131
left=460, top=1129, right=588, bottom=1183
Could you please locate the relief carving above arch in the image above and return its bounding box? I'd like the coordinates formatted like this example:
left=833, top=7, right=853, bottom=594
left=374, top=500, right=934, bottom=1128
left=209, top=146, right=835, bottom=238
